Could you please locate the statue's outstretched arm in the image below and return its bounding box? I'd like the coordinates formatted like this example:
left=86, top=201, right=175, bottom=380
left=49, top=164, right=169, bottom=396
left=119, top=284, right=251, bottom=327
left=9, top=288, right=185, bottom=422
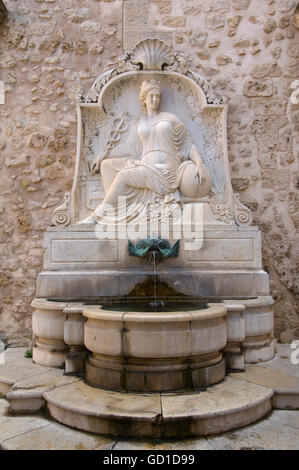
left=108, top=141, right=131, bottom=158
left=91, top=143, right=131, bottom=174
left=91, top=124, right=138, bottom=174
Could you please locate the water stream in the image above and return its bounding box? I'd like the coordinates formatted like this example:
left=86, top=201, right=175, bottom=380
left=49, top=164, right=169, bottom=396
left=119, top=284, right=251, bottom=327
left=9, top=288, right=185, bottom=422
left=153, top=250, right=157, bottom=305
left=149, top=250, right=165, bottom=311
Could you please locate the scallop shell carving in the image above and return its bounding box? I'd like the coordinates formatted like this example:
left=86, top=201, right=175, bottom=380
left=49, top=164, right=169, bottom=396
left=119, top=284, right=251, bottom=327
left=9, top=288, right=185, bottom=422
left=130, top=38, right=175, bottom=70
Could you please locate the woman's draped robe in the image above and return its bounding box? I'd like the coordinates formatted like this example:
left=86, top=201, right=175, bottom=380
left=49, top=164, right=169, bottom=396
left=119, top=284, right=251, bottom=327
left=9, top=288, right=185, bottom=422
left=93, top=112, right=198, bottom=226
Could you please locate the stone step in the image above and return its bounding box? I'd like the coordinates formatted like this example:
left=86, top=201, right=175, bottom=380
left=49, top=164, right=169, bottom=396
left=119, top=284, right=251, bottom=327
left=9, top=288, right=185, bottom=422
left=6, top=370, right=81, bottom=414
left=0, top=347, right=80, bottom=413
left=0, top=398, right=114, bottom=450
left=1, top=397, right=299, bottom=450
left=0, top=348, right=50, bottom=396
left=231, top=364, right=299, bottom=409
left=44, top=376, right=274, bottom=439
left=2, top=345, right=299, bottom=440
left=229, top=344, right=299, bottom=409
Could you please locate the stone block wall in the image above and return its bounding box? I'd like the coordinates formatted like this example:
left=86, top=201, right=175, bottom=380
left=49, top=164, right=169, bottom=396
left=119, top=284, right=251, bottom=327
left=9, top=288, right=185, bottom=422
left=0, top=0, right=298, bottom=346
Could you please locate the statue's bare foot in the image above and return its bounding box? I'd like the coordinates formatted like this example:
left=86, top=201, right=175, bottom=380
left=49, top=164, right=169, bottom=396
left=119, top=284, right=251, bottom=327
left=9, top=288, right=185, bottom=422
left=77, top=215, right=96, bottom=225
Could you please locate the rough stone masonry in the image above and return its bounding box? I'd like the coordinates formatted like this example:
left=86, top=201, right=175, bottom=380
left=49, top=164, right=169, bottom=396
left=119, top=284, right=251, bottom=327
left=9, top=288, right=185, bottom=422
left=0, top=0, right=298, bottom=346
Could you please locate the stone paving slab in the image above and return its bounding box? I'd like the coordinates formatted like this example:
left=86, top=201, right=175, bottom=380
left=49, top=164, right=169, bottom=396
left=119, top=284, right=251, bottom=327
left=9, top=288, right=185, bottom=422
left=10, top=369, right=80, bottom=394
left=0, top=348, right=80, bottom=413
left=6, top=369, right=81, bottom=413
left=2, top=348, right=28, bottom=364
left=113, top=438, right=214, bottom=450
left=0, top=348, right=52, bottom=396
left=1, top=422, right=115, bottom=450
left=206, top=412, right=299, bottom=450
left=258, top=344, right=299, bottom=378
left=231, top=364, right=299, bottom=392
left=0, top=396, right=115, bottom=450
left=230, top=362, right=299, bottom=409
left=267, top=409, right=299, bottom=429
left=0, top=412, right=50, bottom=446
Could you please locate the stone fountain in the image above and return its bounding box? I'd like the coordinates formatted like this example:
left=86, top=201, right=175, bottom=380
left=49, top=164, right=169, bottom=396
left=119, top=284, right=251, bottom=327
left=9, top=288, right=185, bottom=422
left=30, top=39, right=275, bottom=438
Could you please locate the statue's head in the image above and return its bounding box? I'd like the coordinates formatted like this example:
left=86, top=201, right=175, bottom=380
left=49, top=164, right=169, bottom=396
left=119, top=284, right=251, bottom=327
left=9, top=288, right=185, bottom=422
left=139, top=80, right=161, bottom=113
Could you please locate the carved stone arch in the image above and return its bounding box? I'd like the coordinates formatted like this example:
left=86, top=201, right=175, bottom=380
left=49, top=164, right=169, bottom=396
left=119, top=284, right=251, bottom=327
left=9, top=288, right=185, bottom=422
left=51, top=38, right=252, bottom=227
left=83, top=38, right=226, bottom=107
left=98, top=70, right=208, bottom=116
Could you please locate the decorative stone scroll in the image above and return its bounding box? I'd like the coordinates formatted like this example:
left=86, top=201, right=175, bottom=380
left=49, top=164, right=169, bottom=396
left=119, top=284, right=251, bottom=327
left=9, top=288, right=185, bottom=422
left=233, top=194, right=253, bottom=226
left=52, top=193, right=71, bottom=227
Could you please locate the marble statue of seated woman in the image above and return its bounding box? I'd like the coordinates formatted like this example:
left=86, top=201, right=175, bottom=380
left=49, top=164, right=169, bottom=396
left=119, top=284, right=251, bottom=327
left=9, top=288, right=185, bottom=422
left=79, top=80, right=211, bottom=225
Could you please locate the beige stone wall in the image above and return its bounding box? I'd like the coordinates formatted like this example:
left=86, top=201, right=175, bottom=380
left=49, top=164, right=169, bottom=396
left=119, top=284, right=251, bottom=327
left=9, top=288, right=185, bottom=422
left=0, top=0, right=298, bottom=346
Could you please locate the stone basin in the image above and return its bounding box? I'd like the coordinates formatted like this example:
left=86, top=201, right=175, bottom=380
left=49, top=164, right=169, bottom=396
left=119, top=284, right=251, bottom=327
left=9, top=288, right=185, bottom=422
left=31, top=295, right=274, bottom=387
left=83, top=302, right=227, bottom=392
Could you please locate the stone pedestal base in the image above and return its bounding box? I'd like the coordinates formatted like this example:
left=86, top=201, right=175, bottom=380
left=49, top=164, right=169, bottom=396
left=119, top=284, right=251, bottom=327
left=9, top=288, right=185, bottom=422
left=86, top=355, right=225, bottom=392
left=36, top=225, right=269, bottom=300
left=222, top=296, right=274, bottom=369
left=243, top=339, right=275, bottom=363
left=65, top=347, right=86, bottom=375
left=224, top=344, right=245, bottom=371
left=33, top=339, right=66, bottom=368
left=32, top=299, right=67, bottom=367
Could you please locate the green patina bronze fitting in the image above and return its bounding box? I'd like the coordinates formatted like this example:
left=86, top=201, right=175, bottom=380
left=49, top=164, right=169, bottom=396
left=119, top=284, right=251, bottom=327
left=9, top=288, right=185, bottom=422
left=128, top=238, right=180, bottom=263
